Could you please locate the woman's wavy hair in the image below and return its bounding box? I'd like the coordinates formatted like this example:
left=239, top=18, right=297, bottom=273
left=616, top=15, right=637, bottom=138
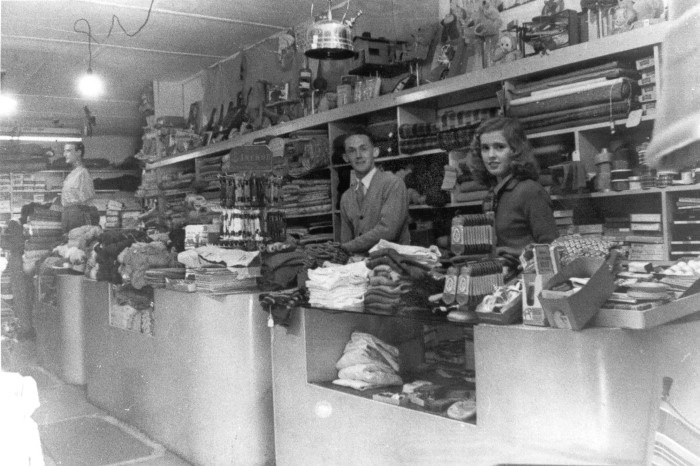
left=468, top=117, right=540, bottom=186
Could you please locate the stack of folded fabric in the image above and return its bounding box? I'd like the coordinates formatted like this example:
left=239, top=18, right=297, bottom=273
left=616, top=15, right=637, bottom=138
left=364, top=241, right=444, bottom=314
left=306, top=261, right=369, bottom=311
left=399, top=123, right=440, bottom=154
left=279, top=179, right=331, bottom=216
left=364, top=265, right=412, bottom=315
left=332, top=331, right=403, bottom=391
left=22, top=207, right=64, bottom=275
left=508, top=61, right=641, bottom=132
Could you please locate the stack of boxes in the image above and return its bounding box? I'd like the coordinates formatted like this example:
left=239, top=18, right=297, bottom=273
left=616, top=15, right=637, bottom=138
left=104, top=200, right=142, bottom=230
left=627, top=213, right=664, bottom=261
left=636, top=55, right=657, bottom=117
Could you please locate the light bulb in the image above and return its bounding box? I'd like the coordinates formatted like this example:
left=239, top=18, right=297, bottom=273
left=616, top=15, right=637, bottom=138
left=0, top=94, right=18, bottom=116
left=78, top=70, right=104, bottom=99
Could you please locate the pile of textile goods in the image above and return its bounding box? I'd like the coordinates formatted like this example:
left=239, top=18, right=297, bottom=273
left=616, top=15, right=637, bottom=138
left=332, top=332, right=403, bottom=391
left=364, top=240, right=444, bottom=316
left=21, top=205, right=64, bottom=276
left=92, top=230, right=150, bottom=284
left=306, top=261, right=370, bottom=311
left=52, top=225, right=102, bottom=273
left=118, top=241, right=181, bottom=290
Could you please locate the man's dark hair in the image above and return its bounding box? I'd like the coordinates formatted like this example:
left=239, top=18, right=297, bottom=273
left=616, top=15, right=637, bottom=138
left=68, top=141, right=86, bottom=158
left=342, top=126, right=376, bottom=147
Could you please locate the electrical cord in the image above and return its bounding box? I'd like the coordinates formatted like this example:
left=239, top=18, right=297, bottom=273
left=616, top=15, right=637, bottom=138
left=72, top=0, right=156, bottom=50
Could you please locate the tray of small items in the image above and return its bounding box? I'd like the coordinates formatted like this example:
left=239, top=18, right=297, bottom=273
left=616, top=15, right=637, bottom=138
left=591, top=259, right=700, bottom=329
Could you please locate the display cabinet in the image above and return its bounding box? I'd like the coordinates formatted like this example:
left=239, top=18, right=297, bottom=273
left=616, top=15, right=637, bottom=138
left=144, top=22, right=690, bottom=260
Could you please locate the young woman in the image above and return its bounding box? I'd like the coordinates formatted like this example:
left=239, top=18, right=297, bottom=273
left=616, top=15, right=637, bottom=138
left=61, top=142, right=98, bottom=232
left=468, top=117, right=558, bottom=264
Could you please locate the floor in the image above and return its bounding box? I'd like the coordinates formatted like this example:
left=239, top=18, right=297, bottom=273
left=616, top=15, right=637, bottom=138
left=5, top=337, right=191, bottom=466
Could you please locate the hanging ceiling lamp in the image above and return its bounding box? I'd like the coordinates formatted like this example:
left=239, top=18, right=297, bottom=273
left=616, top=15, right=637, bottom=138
left=304, top=0, right=362, bottom=60
left=75, top=19, right=104, bottom=99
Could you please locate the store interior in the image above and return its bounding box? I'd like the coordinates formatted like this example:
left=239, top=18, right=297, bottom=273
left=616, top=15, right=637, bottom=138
left=1, top=0, right=700, bottom=465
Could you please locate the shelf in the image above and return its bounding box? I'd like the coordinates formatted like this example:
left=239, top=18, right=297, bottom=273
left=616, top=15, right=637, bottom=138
left=285, top=211, right=334, bottom=219
left=527, top=115, right=656, bottom=139
left=674, top=221, right=700, bottom=225
left=145, top=23, right=670, bottom=171
left=551, top=184, right=700, bottom=201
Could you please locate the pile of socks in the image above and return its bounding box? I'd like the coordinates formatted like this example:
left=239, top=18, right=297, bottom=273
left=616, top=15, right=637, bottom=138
left=332, top=331, right=403, bottom=391
left=306, top=261, right=369, bottom=311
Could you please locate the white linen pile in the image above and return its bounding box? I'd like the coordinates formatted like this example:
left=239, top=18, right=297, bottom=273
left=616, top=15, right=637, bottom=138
left=332, top=331, right=403, bottom=390
left=306, top=261, right=370, bottom=311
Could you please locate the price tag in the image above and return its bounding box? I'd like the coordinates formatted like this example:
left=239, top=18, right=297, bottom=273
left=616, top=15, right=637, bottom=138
left=626, top=109, right=643, bottom=128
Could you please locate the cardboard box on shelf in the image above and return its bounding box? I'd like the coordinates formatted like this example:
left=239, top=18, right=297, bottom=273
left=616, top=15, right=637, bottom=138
left=538, top=252, right=619, bottom=330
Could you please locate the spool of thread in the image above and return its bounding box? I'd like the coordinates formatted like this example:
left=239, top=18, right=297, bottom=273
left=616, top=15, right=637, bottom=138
left=641, top=173, right=657, bottom=189
left=628, top=176, right=642, bottom=190
left=678, top=170, right=694, bottom=185
left=611, top=179, right=629, bottom=191
left=656, top=171, right=678, bottom=188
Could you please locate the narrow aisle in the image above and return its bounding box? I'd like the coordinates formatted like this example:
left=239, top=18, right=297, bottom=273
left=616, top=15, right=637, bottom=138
left=9, top=338, right=191, bottom=466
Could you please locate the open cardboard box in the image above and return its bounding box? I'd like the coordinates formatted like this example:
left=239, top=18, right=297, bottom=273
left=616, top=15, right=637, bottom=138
left=592, top=277, right=700, bottom=329
left=538, top=252, right=619, bottom=330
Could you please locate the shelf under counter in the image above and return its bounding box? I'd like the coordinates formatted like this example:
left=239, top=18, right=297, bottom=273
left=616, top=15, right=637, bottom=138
left=302, top=304, right=474, bottom=327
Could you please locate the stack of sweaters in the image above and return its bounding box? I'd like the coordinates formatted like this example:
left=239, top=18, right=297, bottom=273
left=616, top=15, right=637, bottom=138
left=363, top=241, right=443, bottom=316
left=306, top=261, right=369, bottom=311
left=507, top=61, right=641, bottom=132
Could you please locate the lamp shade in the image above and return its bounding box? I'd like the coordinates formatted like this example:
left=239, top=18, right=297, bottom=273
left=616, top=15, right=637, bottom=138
left=646, top=3, right=700, bottom=170
left=304, top=17, right=355, bottom=60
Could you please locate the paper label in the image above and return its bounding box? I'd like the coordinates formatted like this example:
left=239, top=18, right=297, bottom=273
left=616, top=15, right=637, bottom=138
left=626, top=109, right=643, bottom=127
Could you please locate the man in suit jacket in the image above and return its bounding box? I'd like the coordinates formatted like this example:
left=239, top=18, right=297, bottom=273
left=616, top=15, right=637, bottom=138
left=339, top=127, right=410, bottom=253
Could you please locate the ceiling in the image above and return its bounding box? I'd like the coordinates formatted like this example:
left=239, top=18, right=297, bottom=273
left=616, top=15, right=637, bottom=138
left=0, top=0, right=435, bottom=139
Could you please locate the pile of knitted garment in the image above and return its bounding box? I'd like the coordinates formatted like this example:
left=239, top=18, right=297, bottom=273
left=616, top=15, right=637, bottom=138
left=332, top=331, right=403, bottom=391
left=364, top=265, right=412, bottom=315
left=51, top=225, right=103, bottom=273
left=94, top=230, right=150, bottom=284
left=306, top=261, right=369, bottom=311
left=118, top=241, right=180, bottom=290
left=364, top=242, right=444, bottom=315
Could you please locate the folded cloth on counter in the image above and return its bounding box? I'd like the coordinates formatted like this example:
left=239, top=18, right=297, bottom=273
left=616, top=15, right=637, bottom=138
left=178, top=245, right=260, bottom=269
left=369, top=239, right=442, bottom=267
left=307, top=261, right=369, bottom=309
left=509, top=78, right=633, bottom=118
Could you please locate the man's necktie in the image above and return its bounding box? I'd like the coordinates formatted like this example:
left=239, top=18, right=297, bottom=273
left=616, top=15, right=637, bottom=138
left=356, top=183, right=365, bottom=207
